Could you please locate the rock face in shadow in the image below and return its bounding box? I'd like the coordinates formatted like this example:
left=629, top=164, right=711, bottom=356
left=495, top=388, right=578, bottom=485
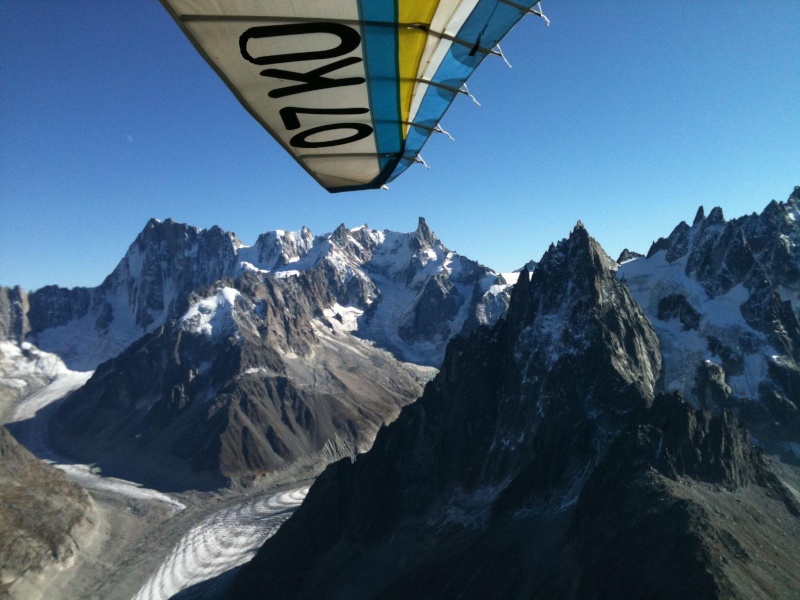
left=573, top=394, right=800, bottom=600
left=0, top=426, right=95, bottom=594
left=228, top=223, right=800, bottom=600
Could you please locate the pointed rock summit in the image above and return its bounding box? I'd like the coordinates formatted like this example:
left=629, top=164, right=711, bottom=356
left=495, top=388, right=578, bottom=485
left=693, top=205, right=705, bottom=225
left=412, top=216, right=438, bottom=250
left=330, top=223, right=349, bottom=246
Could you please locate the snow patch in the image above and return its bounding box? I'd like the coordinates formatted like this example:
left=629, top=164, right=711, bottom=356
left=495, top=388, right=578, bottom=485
left=181, top=287, right=241, bottom=339
left=0, top=341, right=70, bottom=388
left=322, top=303, right=364, bottom=332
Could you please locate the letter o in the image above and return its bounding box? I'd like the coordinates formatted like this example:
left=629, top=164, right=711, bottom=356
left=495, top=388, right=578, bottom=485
left=290, top=123, right=373, bottom=148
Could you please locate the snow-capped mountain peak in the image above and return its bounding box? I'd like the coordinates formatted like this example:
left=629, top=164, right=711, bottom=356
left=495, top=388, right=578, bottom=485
left=20, top=218, right=509, bottom=370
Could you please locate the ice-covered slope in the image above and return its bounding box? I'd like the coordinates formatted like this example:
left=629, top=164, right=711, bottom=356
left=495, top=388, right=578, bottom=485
left=619, top=188, right=800, bottom=451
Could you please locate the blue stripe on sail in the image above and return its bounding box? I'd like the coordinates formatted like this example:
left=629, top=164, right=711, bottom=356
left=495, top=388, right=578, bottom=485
left=357, top=0, right=404, bottom=179
left=384, top=0, right=537, bottom=184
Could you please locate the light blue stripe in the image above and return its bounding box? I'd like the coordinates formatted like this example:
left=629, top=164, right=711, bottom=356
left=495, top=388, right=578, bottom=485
left=357, top=0, right=404, bottom=178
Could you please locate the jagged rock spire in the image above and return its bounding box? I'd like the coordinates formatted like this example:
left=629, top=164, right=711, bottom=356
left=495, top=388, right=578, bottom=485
left=412, top=216, right=438, bottom=250
left=330, top=223, right=349, bottom=246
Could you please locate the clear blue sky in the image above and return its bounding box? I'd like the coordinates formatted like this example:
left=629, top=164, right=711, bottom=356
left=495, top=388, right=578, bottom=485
left=1, top=1, right=798, bottom=291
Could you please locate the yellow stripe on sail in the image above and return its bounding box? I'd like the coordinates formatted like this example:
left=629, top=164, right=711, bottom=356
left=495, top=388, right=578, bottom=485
left=397, top=0, right=440, bottom=136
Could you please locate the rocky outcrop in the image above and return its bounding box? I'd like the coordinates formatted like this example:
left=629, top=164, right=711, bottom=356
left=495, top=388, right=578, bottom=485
left=0, top=287, right=30, bottom=344
left=0, top=427, right=95, bottom=595
left=617, top=248, right=644, bottom=263
left=47, top=270, right=427, bottom=489
left=657, top=294, right=701, bottom=330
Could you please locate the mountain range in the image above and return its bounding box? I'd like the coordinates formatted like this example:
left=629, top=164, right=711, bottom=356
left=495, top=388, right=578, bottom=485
left=229, top=189, right=800, bottom=599
left=1, top=188, right=799, bottom=598
left=2, top=217, right=511, bottom=488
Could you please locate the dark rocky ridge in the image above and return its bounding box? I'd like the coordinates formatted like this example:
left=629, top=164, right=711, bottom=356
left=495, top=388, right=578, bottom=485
left=228, top=223, right=800, bottom=600
left=0, top=426, right=95, bottom=594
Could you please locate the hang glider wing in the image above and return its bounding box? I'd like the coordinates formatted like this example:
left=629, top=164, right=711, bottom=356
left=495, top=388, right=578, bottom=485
left=161, top=0, right=542, bottom=192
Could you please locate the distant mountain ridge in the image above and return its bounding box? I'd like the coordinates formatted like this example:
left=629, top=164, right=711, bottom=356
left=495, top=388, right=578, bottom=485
left=18, top=217, right=510, bottom=371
